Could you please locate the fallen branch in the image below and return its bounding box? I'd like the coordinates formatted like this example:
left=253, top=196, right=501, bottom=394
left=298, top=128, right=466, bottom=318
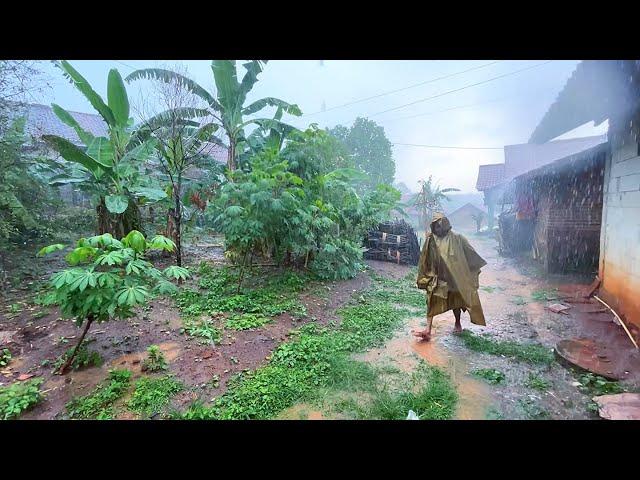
left=593, top=295, right=639, bottom=350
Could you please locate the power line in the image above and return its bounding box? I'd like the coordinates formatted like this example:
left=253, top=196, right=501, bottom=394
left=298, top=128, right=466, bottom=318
left=391, top=143, right=503, bottom=150
left=390, top=96, right=513, bottom=122
left=371, top=61, right=553, bottom=117
left=114, top=60, right=137, bottom=71
left=303, top=61, right=501, bottom=116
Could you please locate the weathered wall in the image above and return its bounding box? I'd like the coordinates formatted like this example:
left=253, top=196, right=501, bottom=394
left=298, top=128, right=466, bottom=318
left=600, top=125, right=640, bottom=333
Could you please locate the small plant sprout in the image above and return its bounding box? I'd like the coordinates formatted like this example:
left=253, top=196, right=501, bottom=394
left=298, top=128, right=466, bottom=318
left=38, top=230, right=188, bottom=374
left=142, top=345, right=168, bottom=372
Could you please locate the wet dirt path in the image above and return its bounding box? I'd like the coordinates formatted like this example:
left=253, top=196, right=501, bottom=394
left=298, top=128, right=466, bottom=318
left=295, top=231, right=606, bottom=420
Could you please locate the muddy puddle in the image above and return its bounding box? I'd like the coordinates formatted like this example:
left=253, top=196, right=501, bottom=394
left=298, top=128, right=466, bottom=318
left=278, top=403, right=325, bottom=420
left=358, top=316, right=494, bottom=420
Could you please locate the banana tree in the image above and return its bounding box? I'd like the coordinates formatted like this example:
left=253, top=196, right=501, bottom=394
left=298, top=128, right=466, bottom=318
left=42, top=61, right=164, bottom=237
left=125, top=60, right=302, bottom=172
left=411, top=175, right=460, bottom=231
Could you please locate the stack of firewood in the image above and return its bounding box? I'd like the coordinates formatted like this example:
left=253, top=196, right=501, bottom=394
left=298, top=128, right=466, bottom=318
left=363, top=219, right=420, bottom=265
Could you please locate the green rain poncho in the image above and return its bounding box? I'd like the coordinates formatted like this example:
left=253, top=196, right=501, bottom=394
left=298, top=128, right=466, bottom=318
left=416, top=213, right=487, bottom=325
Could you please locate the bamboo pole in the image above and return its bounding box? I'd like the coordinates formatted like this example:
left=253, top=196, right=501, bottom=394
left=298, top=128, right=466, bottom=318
left=593, top=295, right=639, bottom=350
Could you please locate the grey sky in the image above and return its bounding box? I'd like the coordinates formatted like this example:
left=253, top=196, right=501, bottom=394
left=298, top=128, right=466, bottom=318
left=35, top=60, right=608, bottom=193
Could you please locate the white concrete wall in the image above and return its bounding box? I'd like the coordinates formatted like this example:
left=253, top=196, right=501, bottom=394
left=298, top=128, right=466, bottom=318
left=600, top=130, right=640, bottom=330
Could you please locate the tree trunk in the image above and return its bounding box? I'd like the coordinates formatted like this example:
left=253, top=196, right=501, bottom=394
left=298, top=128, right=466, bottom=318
left=174, top=192, right=182, bottom=267
left=227, top=139, right=236, bottom=173
left=97, top=196, right=143, bottom=237
left=56, top=315, right=94, bottom=375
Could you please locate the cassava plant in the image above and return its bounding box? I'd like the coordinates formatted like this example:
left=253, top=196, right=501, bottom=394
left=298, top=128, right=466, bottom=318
left=38, top=230, right=189, bottom=374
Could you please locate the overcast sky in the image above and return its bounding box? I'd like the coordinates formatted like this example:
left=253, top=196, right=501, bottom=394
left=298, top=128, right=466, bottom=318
left=34, top=60, right=608, bottom=193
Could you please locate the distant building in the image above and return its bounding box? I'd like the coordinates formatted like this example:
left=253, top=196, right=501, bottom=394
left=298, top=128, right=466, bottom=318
left=447, top=203, right=487, bottom=232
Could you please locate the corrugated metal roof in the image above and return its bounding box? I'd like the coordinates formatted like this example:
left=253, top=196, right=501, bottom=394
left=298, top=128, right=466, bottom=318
left=476, top=163, right=505, bottom=191
left=476, top=135, right=606, bottom=192
left=504, top=135, right=607, bottom=180
left=529, top=60, right=640, bottom=144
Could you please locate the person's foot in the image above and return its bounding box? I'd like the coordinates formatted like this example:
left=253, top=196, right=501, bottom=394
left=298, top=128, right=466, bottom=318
left=453, top=324, right=463, bottom=335
left=412, top=330, right=432, bottom=342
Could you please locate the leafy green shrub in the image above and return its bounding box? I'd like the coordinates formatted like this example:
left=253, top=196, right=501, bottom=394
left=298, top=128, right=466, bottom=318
left=38, top=230, right=184, bottom=373
left=0, top=378, right=44, bottom=419
left=66, top=369, right=132, bottom=419
left=53, top=341, right=102, bottom=371
left=141, top=345, right=167, bottom=372
left=0, top=348, right=12, bottom=367
left=128, top=375, right=183, bottom=417
left=577, top=373, right=625, bottom=396
left=471, top=368, right=506, bottom=385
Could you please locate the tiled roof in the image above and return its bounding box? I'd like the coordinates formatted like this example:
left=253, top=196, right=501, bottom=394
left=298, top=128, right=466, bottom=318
left=476, top=163, right=505, bottom=191
left=18, top=103, right=109, bottom=146
left=200, top=141, right=228, bottom=165
left=13, top=104, right=230, bottom=165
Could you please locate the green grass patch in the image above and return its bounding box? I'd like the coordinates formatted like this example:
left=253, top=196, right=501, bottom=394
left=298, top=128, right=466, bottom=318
left=353, top=365, right=458, bottom=420
left=518, top=398, right=550, bottom=419
left=128, top=375, right=183, bottom=417
left=66, top=369, right=132, bottom=419
left=531, top=288, right=560, bottom=302
left=471, top=368, right=506, bottom=385
left=0, top=378, right=43, bottom=420
left=458, top=330, right=554, bottom=365
left=525, top=373, right=551, bottom=391
left=175, top=265, right=308, bottom=318
left=225, top=313, right=272, bottom=331
left=175, top=298, right=415, bottom=420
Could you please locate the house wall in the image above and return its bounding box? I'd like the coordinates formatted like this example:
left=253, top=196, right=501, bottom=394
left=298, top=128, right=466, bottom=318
left=600, top=125, right=640, bottom=332
left=448, top=206, right=486, bottom=232
left=525, top=152, right=605, bottom=274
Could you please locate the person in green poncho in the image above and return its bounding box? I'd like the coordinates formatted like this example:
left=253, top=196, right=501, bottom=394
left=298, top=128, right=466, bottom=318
left=413, top=212, right=487, bottom=341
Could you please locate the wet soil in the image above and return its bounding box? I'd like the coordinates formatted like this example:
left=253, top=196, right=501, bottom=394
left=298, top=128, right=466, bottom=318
left=0, top=243, right=370, bottom=419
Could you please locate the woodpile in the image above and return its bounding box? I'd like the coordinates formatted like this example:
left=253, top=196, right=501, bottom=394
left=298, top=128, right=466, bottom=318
left=364, top=219, right=421, bottom=265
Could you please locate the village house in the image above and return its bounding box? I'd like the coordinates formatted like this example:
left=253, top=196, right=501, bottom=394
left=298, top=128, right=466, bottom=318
left=476, top=135, right=606, bottom=230
left=528, top=60, right=640, bottom=337
left=446, top=202, right=487, bottom=232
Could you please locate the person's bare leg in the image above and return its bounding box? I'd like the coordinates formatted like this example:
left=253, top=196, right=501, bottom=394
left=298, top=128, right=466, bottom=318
left=453, top=308, right=462, bottom=334
left=413, top=316, right=433, bottom=341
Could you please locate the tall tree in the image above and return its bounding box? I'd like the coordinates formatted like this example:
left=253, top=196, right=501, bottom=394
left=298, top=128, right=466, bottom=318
left=329, top=117, right=395, bottom=191
left=126, top=60, right=301, bottom=173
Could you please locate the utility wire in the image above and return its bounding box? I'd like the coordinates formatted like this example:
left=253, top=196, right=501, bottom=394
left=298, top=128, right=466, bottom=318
left=303, top=61, right=501, bottom=116
left=371, top=60, right=553, bottom=117
left=391, top=143, right=503, bottom=150
left=390, top=96, right=513, bottom=122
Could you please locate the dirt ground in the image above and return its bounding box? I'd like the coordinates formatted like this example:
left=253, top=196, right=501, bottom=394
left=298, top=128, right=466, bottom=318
left=2, top=231, right=639, bottom=420
left=0, top=243, right=369, bottom=419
